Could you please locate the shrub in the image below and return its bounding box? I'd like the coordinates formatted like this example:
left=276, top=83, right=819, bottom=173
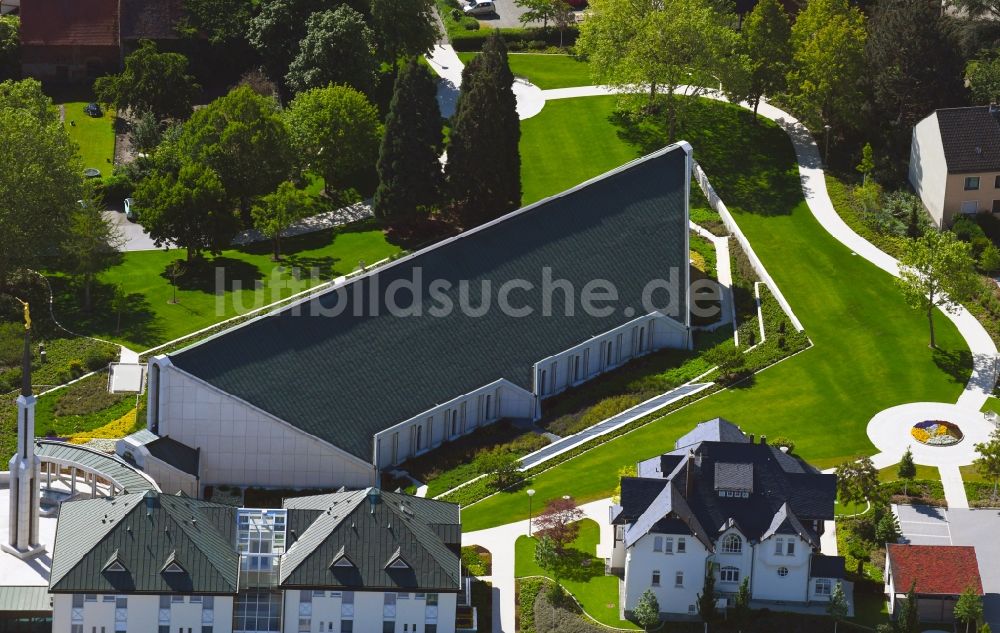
left=875, top=512, right=901, bottom=545
left=67, top=359, right=85, bottom=378
left=770, top=436, right=795, bottom=453
left=519, top=578, right=546, bottom=633
left=84, top=346, right=115, bottom=371
left=96, top=172, right=135, bottom=206
left=0, top=321, right=24, bottom=367
left=461, top=16, right=480, bottom=30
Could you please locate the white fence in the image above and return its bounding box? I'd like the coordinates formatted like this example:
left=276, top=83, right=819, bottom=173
left=692, top=160, right=805, bottom=332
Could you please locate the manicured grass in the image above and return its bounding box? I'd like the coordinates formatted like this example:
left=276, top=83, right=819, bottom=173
left=460, top=96, right=968, bottom=532
left=457, top=52, right=592, bottom=90
left=878, top=463, right=940, bottom=482
left=51, top=222, right=402, bottom=349
left=515, top=519, right=638, bottom=629
left=62, top=101, right=116, bottom=176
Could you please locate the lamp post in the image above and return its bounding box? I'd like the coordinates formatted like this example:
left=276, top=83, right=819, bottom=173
left=527, top=489, right=536, bottom=536
left=824, top=124, right=832, bottom=166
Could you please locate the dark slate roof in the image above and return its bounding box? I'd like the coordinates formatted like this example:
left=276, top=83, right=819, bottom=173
left=119, top=0, right=184, bottom=40
left=810, top=555, right=846, bottom=580
left=935, top=107, right=1000, bottom=173
left=637, top=454, right=684, bottom=478
left=146, top=436, right=200, bottom=476
left=280, top=488, right=462, bottom=591
left=19, top=0, right=119, bottom=46
left=168, top=146, right=690, bottom=461
left=714, top=462, right=753, bottom=492
left=49, top=492, right=239, bottom=594
left=620, top=422, right=834, bottom=549
left=887, top=545, right=983, bottom=596
left=674, top=418, right=748, bottom=450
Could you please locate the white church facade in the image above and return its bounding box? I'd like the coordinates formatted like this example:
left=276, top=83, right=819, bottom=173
left=610, top=419, right=849, bottom=617
left=137, top=144, right=696, bottom=492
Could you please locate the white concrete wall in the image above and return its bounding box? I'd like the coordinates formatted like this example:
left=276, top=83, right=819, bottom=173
left=623, top=532, right=708, bottom=616
left=534, top=313, right=689, bottom=403
left=374, top=379, right=534, bottom=469
left=909, top=114, right=949, bottom=227
left=53, top=593, right=234, bottom=633
left=149, top=358, right=375, bottom=490
left=283, top=590, right=457, bottom=633
left=750, top=534, right=811, bottom=603
left=140, top=451, right=199, bottom=497
left=712, top=528, right=754, bottom=597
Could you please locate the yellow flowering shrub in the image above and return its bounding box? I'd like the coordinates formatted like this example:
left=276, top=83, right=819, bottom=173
left=68, top=408, right=142, bottom=444
left=911, top=427, right=930, bottom=443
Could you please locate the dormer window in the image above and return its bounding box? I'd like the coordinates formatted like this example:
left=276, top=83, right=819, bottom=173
left=102, top=550, right=127, bottom=573
left=160, top=551, right=186, bottom=574
left=721, top=534, right=742, bottom=554
left=330, top=548, right=355, bottom=569
left=714, top=463, right=753, bottom=498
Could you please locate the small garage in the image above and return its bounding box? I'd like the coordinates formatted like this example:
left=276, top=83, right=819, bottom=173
left=884, top=543, right=984, bottom=624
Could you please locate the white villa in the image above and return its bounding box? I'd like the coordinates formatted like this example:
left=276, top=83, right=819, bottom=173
left=609, top=419, right=847, bottom=617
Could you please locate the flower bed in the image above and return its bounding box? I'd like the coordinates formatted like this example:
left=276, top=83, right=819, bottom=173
left=911, top=420, right=963, bottom=446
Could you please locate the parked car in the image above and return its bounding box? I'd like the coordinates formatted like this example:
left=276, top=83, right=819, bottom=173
left=124, top=197, right=137, bottom=221
left=565, top=0, right=586, bottom=7
left=84, top=103, right=102, bottom=117
left=464, top=0, right=495, bottom=15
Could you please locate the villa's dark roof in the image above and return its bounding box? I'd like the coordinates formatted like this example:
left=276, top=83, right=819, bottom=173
left=49, top=492, right=239, bottom=594
left=620, top=422, right=835, bottom=550
left=935, top=107, right=1000, bottom=173
left=169, top=145, right=690, bottom=461
left=146, top=436, right=199, bottom=476
left=810, top=555, right=846, bottom=580
left=280, top=489, right=461, bottom=591
left=674, top=418, right=748, bottom=449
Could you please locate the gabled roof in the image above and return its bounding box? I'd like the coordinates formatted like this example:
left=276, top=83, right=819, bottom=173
left=168, top=145, right=691, bottom=461
left=49, top=492, right=239, bottom=594
left=933, top=107, right=1000, bottom=173
left=761, top=502, right=818, bottom=549
left=19, top=0, right=119, bottom=47
left=280, top=488, right=461, bottom=592
left=886, top=544, right=983, bottom=596
left=623, top=460, right=712, bottom=550
left=674, top=418, right=748, bottom=450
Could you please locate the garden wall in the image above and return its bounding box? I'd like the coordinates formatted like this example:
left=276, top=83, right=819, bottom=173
left=692, top=160, right=805, bottom=332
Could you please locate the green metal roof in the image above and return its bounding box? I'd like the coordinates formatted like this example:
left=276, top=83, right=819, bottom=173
left=169, top=145, right=690, bottom=461
left=35, top=441, right=156, bottom=493
left=281, top=489, right=462, bottom=592
left=49, top=492, right=239, bottom=594
left=0, top=586, right=52, bottom=614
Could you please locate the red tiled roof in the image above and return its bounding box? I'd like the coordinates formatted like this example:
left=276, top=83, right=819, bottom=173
left=887, top=544, right=983, bottom=596
left=19, top=0, right=119, bottom=47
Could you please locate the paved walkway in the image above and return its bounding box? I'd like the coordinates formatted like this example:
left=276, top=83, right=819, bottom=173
left=691, top=221, right=735, bottom=330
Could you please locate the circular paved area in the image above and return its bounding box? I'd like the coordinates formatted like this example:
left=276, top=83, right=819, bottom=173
left=866, top=402, right=995, bottom=467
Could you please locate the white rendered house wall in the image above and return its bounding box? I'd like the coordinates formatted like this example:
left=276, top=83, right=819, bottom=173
left=53, top=593, right=235, bottom=633
left=283, top=590, right=458, bottom=633
left=750, top=534, right=811, bottom=603
left=622, top=532, right=708, bottom=616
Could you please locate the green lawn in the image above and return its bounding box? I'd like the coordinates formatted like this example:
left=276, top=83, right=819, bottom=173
left=457, top=52, right=592, bottom=90
left=460, top=95, right=968, bottom=532
left=62, top=101, right=116, bottom=175
left=515, top=519, right=638, bottom=629
left=51, top=222, right=402, bottom=349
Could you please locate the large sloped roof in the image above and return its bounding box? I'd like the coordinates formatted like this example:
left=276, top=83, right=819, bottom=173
left=49, top=492, right=239, bottom=594
left=887, top=544, right=983, bottom=596
left=19, top=0, right=119, bottom=46
left=281, top=488, right=461, bottom=591
left=935, top=107, right=1000, bottom=173
left=169, top=145, right=690, bottom=461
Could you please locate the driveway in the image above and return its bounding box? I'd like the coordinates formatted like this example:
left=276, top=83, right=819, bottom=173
left=895, top=504, right=1000, bottom=629
left=468, top=0, right=540, bottom=28
left=104, top=209, right=162, bottom=252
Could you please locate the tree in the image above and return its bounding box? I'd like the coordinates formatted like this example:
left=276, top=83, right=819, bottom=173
left=111, top=283, right=128, bottom=335
left=534, top=535, right=560, bottom=580
left=285, top=84, right=382, bottom=200
left=166, top=259, right=185, bottom=304
left=285, top=7, right=376, bottom=95
left=62, top=194, right=124, bottom=310
left=948, top=0, right=1000, bottom=20
left=0, top=15, right=18, bottom=81
left=974, top=427, right=1000, bottom=505
left=578, top=0, right=739, bottom=142
left=550, top=0, right=574, bottom=48
left=633, top=589, right=661, bottom=631
left=251, top=182, right=315, bottom=261
left=857, top=143, right=875, bottom=185
left=516, top=0, right=566, bottom=29
left=836, top=456, right=880, bottom=508
left=827, top=581, right=849, bottom=633
left=93, top=40, right=199, bottom=121
left=374, top=58, right=443, bottom=223
left=177, top=86, right=293, bottom=224
left=897, top=582, right=920, bottom=633
left=896, top=229, right=978, bottom=348
left=955, top=585, right=984, bottom=633
left=705, top=345, right=747, bottom=381
left=446, top=33, right=521, bottom=228
left=178, top=0, right=252, bottom=46
left=786, top=0, right=866, bottom=132
left=696, top=567, right=717, bottom=624
left=980, top=244, right=1000, bottom=273
left=134, top=162, right=237, bottom=260
left=369, top=0, right=439, bottom=64
left=875, top=512, right=901, bottom=544
left=731, top=577, right=751, bottom=633
left=967, top=53, right=1000, bottom=105
left=130, top=109, right=163, bottom=154
left=897, top=446, right=916, bottom=496
left=247, top=0, right=328, bottom=79
left=474, top=447, right=521, bottom=489
left=0, top=79, right=81, bottom=288
left=533, top=496, right=584, bottom=553
left=734, top=0, right=791, bottom=117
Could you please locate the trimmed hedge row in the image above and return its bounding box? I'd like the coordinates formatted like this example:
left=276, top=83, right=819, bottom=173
left=518, top=577, right=547, bottom=633
left=450, top=26, right=580, bottom=52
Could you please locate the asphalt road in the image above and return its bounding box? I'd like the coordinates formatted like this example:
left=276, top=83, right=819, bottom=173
left=103, top=209, right=161, bottom=251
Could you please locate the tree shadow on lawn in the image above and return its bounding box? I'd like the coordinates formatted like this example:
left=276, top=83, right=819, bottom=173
left=49, top=278, right=163, bottom=348
left=610, top=97, right=801, bottom=216
left=931, top=346, right=973, bottom=386
left=552, top=546, right=606, bottom=583
left=163, top=257, right=264, bottom=294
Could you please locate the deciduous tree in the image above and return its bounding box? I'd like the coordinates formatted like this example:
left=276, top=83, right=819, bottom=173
left=446, top=33, right=521, bottom=227
left=474, top=447, right=521, bottom=489
left=374, top=59, right=443, bottom=223
left=954, top=585, right=983, bottom=633
left=967, top=53, right=1000, bottom=105
left=828, top=581, right=849, bottom=633
left=974, top=427, right=1000, bottom=505
left=0, top=15, right=18, bottom=81
left=633, top=589, right=660, bottom=631
left=733, top=0, right=790, bottom=117
left=534, top=535, right=560, bottom=580
left=285, top=6, right=376, bottom=95
left=876, top=512, right=901, bottom=544
left=247, top=0, right=328, bottom=79
left=62, top=193, right=124, bottom=310
left=251, top=181, right=316, bottom=261
left=285, top=84, right=382, bottom=200
left=178, top=0, right=252, bottom=46
left=93, top=40, right=200, bottom=121
left=896, top=229, right=978, bottom=348
left=369, top=0, right=439, bottom=64
left=835, top=456, right=880, bottom=508
left=533, top=496, right=583, bottom=553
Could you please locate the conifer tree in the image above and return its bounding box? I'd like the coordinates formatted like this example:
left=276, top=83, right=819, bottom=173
left=373, top=58, right=444, bottom=223
left=446, top=32, right=521, bottom=228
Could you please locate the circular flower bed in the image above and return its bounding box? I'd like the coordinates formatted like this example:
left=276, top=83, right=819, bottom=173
left=911, top=420, right=964, bottom=446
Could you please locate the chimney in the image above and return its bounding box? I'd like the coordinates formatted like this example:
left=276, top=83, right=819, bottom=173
left=748, top=433, right=755, bottom=444
left=760, top=435, right=767, bottom=445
